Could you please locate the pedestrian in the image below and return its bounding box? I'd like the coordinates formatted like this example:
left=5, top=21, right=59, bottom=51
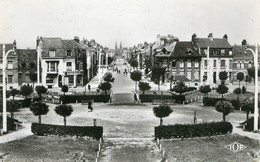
left=134, top=93, right=137, bottom=103
left=88, top=100, right=93, bottom=112
left=88, top=84, right=91, bottom=91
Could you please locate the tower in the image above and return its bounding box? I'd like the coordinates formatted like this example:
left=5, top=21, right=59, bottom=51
left=115, top=41, right=117, bottom=50
left=120, top=41, right=122, bottom=50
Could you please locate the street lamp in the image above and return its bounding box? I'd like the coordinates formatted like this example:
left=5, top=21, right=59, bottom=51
left=2, top=44, right=16, bottom=132
left=246, top=43, right=258, bottom=132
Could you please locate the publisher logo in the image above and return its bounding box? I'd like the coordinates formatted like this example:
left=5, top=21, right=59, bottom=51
left=225, top=142, right=247, bottom=153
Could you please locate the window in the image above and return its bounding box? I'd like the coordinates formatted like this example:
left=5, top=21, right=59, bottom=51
left=21, top=62, right=26, bottom=69
left=187, top=71, right=191, bottom=80
left=241, top=61, right=244, bottom=69
left=46, top=78, right=53, bottom=84
left=50, top=62, right=56, bottom=72
left=229, top=60, right=233, bottom=69
left=25, top=74, right=30, bottom=82
left=221, top=60, right=225, bottom=68
left=221, top=49, right=225, bottom=54
left=30, top=62, right=35, bottom=69
left=66, top=62, right=72, bottom=71
left=204, top=60, right=207, bottom=68
left=213, top=50, right=218, bottom=55
left=8, top=75, right=13, bottom=83
left=179, top=61, right=184, bottom=68
left=172, top=61, right=176, bottom=68
left=248, top=61, right=252, bottom=68
left=214, top=60, right=217, bottom=67
left=194, top=71, right=199, bottom=80
left=67, top=50, right=72, bottom=57
left=8, top=61, right=13, bottom=69
left=229, top=51, right=232, bottom=55
left=49, top=50, right=56, bottom=57
left=237, top=61, right=240, bottom=69
left=68, top=76, right=74, bottom=84
left=194, top=61, right=199, bottom=68
left=187, top=61, right=191, bottom=68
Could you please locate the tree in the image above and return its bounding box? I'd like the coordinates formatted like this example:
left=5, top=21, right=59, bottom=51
left=241, top=98, right=254, bottom=123
left=233, top=88, right=241, bottom=107
left=216, top=84, right=229, bottom=101
left=35, top=85, right=47, bottom=100
left=139, top=82, right=151, bottom=95
left=9, top=88, right=20, bottom=100
left=219, top=71, right=228, bottom=84
left=171, top=81, right=188, bottom=95
left=98, top=82, right=112, bottom=95
left=30, top=73, right=37, bottom=91
left=103, top=72, right=115, bottom=83
left=245, top=75, right=252, bottom=89
left=0, top=100, right=21, bottom=119
left=55, top=104, right=73, bottom=126
left=247, top=66, right=260, bottom=84
left=236, top=72, right=244, bottom=89
left=215, top=101, right=234, bottom=122
left=30, top=101, right=49, bottom=124
left=130, top=70, right=142, bottom=91
left=61, top=85, right=69, bottom=96
left=129, top=58, right=138, bottom=68
left=242, top=86, right=246, bottom=94
left=199, top=85, right=211, bottom=98
left=153, top=104, right=173, bottom=126
left=20, top=85, right=33, bottom=99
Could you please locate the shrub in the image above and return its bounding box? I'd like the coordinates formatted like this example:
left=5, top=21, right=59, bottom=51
left=139, top=82, right=151, bottom=95
left=170, top=81, right=188, bottom=95
left=31, top=123, right=103, bottom=139
left=199, top=85, right=211, bottom=98
left=55, top=104, right=73, bottom=126
left=203, top=97, right=223, bottom=106
left=60, top=95, right=110, bottom=104
left=21, top=98, right=32, bottom=107
left=139, top=94, right=185, bottom=104
left=30, top=101, right=49, bottom=124
left=155, top=122, right=232, bottom=139
left=242, top=86, right=246, bottom=94
left=98, top=82, right=112, bottom=95
left=61, top=85, right=69, bottom=95
left=215, top=101, right=234, bottom=122
left=230, top=100, right=240, bottom=110
left=187, top=87, right=197, bottom=92
left=153, top=104, right=173, bottom=126
left=20, top=85, right=33, bottom=99
left=244, top=117, right=260, bottom=131
left=35, top=85, right=47, bottom=100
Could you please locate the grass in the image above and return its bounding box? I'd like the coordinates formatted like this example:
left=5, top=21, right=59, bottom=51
left=161, top=134, right=260, bottom=162
left=0, top=135, right=99, bottom=161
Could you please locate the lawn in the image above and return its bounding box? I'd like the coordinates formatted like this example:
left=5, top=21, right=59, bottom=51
left=0, top=135, right=99, bottom=161
left=161, top=134, right=260, bottom=162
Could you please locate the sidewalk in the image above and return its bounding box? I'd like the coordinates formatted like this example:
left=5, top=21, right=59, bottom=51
left=232, top=121, right=260, bottom=141
left=0, top=123, right=32, bottom=144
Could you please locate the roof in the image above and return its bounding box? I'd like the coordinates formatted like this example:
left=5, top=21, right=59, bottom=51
left=155, top=42, right=177, bottom=58
left=17, top=49, right=37, bottom=58
left=170, top=41, right=200, bottom=58
left=232, top=45, right=253, bottom=61
left=41, top=37, right=85, bottom=50
left=0, top=44, right=16, bottom=57
left=197, top=38, right=231, bottom=48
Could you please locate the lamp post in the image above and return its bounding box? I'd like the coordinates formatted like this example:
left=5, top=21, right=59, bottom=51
left=37, top=39, right=42, bottom=85
left=246, top=43, right=258, bottom=132
left=207, top=46, right=210, bottom=85
left=98, top=47, right=101, bottom=84
left=2, top=44, right=16, bottom=132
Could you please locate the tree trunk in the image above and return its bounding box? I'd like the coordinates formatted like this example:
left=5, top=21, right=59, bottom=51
left=135, top=81, right=137, bottom=91
left=143, top=90, right=145, bottom=95
left=11, top=112, right=14, bottom=119
left=223, top=113, right=226, bottom=122
left=246, top=82, right=247, bottom=90
left=13, top=96, right=15, bottom=100
left=239, top=81, right=240, bottom=89
left=222, top=94, right=224, bottom=102
left=33, top=81, right=35, bottom=92
left=64, top=117, right=66, bottom=126
left=160, top=118, right=163, bottom=126
left=246, top=112, right=249, bottom=123
left=38, top=115, right=41, bottom=124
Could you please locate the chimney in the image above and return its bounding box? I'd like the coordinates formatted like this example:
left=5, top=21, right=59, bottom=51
left=242, top=39, right=247, bottom=46
left=208, top=33, right=213, bottom=41
left=13, top=40, right=17, bottom=51
left=74, top=36, right=80, bottom=43
left=223, top=34, right=228, bottom=40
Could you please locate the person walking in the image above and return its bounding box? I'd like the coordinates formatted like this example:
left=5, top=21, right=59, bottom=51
left=88, top=84, right=91, bottom=91
left=88, top=100, right=93, bottom=112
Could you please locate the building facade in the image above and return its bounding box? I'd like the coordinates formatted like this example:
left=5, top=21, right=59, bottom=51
left=0, top=41, right=19, bottom=90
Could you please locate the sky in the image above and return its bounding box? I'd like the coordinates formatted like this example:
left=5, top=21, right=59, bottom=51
left=0, top=0, right=259, bottom=49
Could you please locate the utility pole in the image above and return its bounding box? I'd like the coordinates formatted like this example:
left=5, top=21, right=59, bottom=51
left=207, top=46, right=210, bottom=85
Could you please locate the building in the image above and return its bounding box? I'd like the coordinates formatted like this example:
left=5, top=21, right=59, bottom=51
left=0, top=41, right=18, bottom=90
left=169, top=41, right=201, bottom=86
left=232, top=40, right=254, bottom=82
left=17, top=49, right=38, bottom=86
left=39, top=36, right=87, bottom=88
left=115, top=42, right=123, bottom=57
left=196, top=33, right=233, bottom=86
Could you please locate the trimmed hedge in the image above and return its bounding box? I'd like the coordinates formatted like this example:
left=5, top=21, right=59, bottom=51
left=139, top=94, right=185, bottom=104
left=60, top=95, right=110, bottom=104
left=31, top=123, right=103, bottom=139
left=203, top=97, right=223, bottom=106
left=155, top=122, right=232, bottom=139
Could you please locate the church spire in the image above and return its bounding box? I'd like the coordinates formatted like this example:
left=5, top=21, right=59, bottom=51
left=120, top=41, right=122, bottom=49
left=115, top=41, right=117, bottom=50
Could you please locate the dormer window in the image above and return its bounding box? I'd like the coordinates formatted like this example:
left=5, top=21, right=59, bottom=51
left=186, top=48, right=192, bottom=55
left=221, top=49, right=225, bottom=54
left=67, top=50, right=72, bottom=57
left=49, top=49, right=56, bottom=57
left=229, top=51, right=232, bottom=55
left=213, top=50, right=218, bottom=55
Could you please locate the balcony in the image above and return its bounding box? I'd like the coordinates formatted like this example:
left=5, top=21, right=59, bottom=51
left=47, top=69, right=58, bottom=74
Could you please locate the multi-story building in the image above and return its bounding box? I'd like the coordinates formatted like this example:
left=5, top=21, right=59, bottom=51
left=169, top=41, right=201, bottom=86
left=196, top=33, right=233, bottom=86
left=17, top=49, right=38, bottom=86
left=39, top=36, right=87, bottom=88
left=0, top=41, right=19, bottom=90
